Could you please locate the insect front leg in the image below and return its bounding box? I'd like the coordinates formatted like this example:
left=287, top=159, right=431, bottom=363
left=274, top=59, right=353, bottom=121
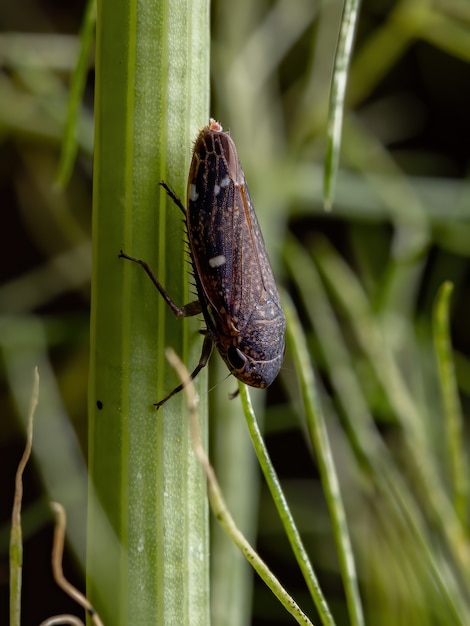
left=119, top=250, right=202, bottom=318
left=154, top=334, right=214, bottom=410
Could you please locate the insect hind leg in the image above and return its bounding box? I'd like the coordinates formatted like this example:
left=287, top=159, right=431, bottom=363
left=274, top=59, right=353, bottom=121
left=159, top=181, right=186, bottom=215
left=119, top=250, right=201, bottom=318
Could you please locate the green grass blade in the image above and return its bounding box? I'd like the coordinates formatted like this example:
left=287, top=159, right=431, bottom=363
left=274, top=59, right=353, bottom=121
left=324, top=0, right=361, bottom=210
left=239, top=383, right=335, bottom=626
left=284, top=236, right=470, bottom=620
left=433, top=281, right=469, bottom=530
left=283, top=294, right=365, bottom=626
left=88, top=0, right=210, bottom=623
left=56, top=0, right=96, bottom=188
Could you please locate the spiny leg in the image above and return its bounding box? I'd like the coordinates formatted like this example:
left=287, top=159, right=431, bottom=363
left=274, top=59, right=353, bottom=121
left=119, top=251, right=201, bottom=318
left=121, top=181, right=204, bottom=408
left=159, top=181, right=186, bottom=215
left=154, top=334, right=214, bottom=410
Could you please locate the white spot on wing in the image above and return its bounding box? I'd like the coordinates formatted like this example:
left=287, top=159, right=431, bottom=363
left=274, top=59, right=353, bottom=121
left=189, top=184, right=199, bottom=201
left=209, top=255, right=226, bottom=268
left=220, top=176, right=230, bottom=188
left=214, top=184, right=221, bottom=196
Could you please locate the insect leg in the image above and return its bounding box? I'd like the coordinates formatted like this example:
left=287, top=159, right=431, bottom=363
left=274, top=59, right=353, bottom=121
left=159, top=181, right=186, bottom=215
left=154, top=334, right=214, bottom=410
left=119, top=250, right=202, bottom=318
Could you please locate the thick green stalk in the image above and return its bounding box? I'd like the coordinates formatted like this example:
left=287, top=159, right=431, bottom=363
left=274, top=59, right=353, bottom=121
left=88, top=0, right=210, bottom=623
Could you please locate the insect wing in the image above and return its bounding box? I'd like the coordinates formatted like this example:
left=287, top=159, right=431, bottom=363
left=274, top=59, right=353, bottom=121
left=187, top=129, right=280, bottom=333
left=187, top=123, right=286, bottom=388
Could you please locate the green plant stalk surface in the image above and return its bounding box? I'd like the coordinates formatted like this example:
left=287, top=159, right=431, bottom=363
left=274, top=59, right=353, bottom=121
left=88, top=0, right=210, bottom=623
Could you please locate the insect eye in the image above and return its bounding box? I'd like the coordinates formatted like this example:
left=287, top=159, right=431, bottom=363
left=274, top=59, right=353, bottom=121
left=227, top=346, right=247, bottom=372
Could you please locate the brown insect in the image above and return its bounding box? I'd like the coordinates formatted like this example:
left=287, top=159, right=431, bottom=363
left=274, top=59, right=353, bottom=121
left=120, top=119, right=285, bottom=408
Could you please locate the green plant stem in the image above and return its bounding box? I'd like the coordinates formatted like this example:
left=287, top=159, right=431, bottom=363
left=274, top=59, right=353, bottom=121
left=56, top=0, right=96, bottom=187
left=284, top=294, right=365, bottom=626
left=433, top=282, right=469, bottom=531
left=88, top=0, right=210, bottom=623
left=324, top=0, right=361, bottom=209
left=165, top=349, right=315, bottom=626
left=284, top=236, right=469, bottom=620
left=239, top=383, right=335, bottom=626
